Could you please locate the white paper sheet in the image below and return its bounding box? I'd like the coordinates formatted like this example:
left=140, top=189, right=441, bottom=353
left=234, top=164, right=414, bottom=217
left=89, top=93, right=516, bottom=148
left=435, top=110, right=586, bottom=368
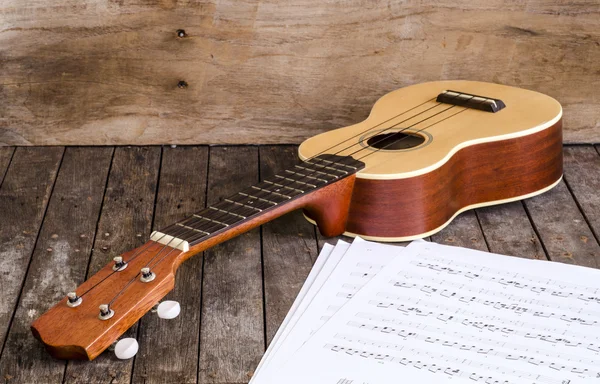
left=254, top=237, right=404, bottom=382
left=270, top=241, right=600, bottom=384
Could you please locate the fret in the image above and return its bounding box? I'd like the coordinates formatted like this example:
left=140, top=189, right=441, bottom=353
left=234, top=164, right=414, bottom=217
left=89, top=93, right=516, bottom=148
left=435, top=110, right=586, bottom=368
left=175, top=223, right=211, bottom=236
left=274, top=174, right=318, bottom=189
left=250, top=186, right=291, bottom=202
left=294, top=164, right=344, bottom=180
left=224, top=198, right=264, bottom=215
left=306, top=154, right=360, bottom=171
left=201, top=206, right=242, bottom=224
left=161, top=154, right=365, bottom=247
left=284, top=169, right=329, bottom=184
left=192, top=213, right=232, bottom=227
left=213, top=200, right=258, bottom=218
left=263, top=180, right=304, bottom=196
left=238, top=191, right=279, bottom=206
left=208, top=205, right=246, bottom=220
left=304, top=163, right=348, bottom=176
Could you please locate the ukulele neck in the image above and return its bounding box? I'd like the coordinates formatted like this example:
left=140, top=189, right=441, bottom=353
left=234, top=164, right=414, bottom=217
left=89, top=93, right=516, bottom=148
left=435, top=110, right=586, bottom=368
left=152, top=154, right=365, bottom=262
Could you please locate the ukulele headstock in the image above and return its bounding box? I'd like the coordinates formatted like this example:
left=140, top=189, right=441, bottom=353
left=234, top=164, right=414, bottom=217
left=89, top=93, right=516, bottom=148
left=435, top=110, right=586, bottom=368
left=31, top=241, right=184, bottom=360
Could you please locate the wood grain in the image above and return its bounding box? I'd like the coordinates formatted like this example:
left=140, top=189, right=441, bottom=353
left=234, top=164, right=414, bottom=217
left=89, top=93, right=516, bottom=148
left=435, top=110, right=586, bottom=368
left=430, top=211, right=488, bottom=251
left=198, top=146, right=263, bottom=383
left=0, top=147, right=63, bottom=356
left=476, top=202, right=547, bottom=260
left=1, top=1, right=599, bottom=146
left=344, top=120, right=563, bottom=240
left=0, top=147, right=111, bottom=383
left=64, top=147, right=160, bottom=383
left=0, top=147, right=14, bottom=186
left=562, top=146, right=600, bottom=243
left=132, top=146, right=208, bottom=384
left=524, top=180, right=600, bottom=267
left=259, top=146, right=319, bottom=345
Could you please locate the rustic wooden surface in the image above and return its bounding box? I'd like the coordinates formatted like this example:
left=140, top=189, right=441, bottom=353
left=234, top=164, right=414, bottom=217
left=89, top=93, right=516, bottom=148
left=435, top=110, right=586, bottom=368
left=1, top=1, right=600, bottom=146
left=0, top=144, right=599, bottom=383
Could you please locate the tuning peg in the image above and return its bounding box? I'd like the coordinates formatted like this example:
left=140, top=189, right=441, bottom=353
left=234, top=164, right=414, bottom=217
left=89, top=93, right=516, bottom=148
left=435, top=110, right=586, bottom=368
left=98, top=304, right=115, bottom=320
left=157, top=300, right=181, bottom=319
left=66, top=292, right=82, bottom=307
left=140, top=267, right=156, bottom=283
left=112, top=256, right=128, bottom=271
left=114, top=338, right=139, bottom=359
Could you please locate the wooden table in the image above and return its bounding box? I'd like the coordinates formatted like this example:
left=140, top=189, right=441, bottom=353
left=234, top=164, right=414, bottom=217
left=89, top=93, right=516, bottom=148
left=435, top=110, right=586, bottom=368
left=0, top=145, right=598, bottom=384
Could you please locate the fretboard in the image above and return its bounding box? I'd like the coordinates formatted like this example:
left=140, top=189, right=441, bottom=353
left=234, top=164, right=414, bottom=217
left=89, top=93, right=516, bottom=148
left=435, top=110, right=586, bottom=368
left=151, top=154, right=365, bottom=250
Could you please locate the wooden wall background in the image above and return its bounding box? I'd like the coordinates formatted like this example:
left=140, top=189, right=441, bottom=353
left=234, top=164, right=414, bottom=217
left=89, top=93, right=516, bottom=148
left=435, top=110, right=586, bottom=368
left=1, top=0, right=599, bottom=146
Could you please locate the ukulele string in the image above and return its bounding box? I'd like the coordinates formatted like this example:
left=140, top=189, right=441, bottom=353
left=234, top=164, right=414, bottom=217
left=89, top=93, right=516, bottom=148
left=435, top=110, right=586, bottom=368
left=165, top=104, right=450, bottom=242
left=162, top=97, right=462, bottom=244
left=178, top=96, right=473, bottom=245
left=107, top=102, right=474, bottom=309
left=90, top=98, right=454, bottom=304
left=298, top=96, right=438, bottom=160
left=152, top=96, right=463, bottom=239
left=351, top=96, right=481, bottom=164
left=89, top=93, right=472, bottom=306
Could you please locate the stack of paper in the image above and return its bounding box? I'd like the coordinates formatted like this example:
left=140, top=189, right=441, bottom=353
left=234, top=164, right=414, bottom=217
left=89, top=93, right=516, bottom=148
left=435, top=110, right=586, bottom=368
left=251, top=237, right=600, bottom=384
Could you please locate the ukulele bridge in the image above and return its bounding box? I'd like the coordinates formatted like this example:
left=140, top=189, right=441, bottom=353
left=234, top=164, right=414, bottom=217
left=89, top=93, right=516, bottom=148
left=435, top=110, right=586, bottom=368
left=437, top=90, right=506, bottom=113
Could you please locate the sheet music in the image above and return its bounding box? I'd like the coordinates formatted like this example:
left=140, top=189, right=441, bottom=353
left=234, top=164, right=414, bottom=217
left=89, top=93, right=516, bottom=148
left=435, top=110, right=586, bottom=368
left=267, top=240, right=600, bottom=384
left=252, top=237, right=404, bottom=381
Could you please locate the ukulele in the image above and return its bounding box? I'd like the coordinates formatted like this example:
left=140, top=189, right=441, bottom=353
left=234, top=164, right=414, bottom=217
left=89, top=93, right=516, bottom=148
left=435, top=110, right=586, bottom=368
left=31, top=80, right=563, bottom=360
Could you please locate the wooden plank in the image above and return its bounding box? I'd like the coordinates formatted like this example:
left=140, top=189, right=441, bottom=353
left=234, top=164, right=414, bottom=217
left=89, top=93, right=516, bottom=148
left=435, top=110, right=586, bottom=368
left=563, top=146, right=600, bottom=243
left=64, top=147, right=161, bottom=384
left=198, top=146, right=264, bottom=384
left=430, top=211, right=488, bottom=251
left=259, top=146, right=319, bottom=345
left=476, top=202, right=547, bottom=260
left=524, top=179, right=600, bottom=267
left=2, top=2, right=599, bottom=145
left=132, top=146, right=209, bottom=384
left=0, top=147, right=112, bottom=383
left=0, top=147, right=63, bottom=357
left=0, top=147, right=14, bottom=186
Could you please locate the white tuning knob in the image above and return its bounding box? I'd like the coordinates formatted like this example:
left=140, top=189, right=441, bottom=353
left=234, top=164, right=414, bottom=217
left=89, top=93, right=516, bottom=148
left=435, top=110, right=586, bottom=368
left=114, top=338, right=139, bottom=360
left=157, top=300, right=181, bottom=319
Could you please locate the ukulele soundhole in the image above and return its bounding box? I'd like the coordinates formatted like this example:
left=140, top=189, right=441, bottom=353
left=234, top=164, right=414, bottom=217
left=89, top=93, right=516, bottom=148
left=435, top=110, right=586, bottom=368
left=366, top=130, right=426, bottom=151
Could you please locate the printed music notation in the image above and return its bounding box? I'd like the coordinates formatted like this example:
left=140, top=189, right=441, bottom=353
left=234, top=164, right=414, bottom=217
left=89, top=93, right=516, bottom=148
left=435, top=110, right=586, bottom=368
left=346, top=319, right=600, bottom=366
left=324, top=338, right=572, bottom=384
left=411, top=257, right=600, bottom=298
left=259, top=239, right=600, bottom=384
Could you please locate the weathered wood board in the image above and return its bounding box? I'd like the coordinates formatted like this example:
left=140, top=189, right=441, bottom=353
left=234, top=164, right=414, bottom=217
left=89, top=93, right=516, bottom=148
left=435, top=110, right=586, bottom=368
left=0, top=147, right=63, bottom=357
left=198, top=146, right=264, bottom=383
left=132, top=146, right=208, bottom=384
left=0, top=147, right=112, bottom=383
left=1, top=1, right=599, bottom=146
left=0, top=144, right=599, bottom=384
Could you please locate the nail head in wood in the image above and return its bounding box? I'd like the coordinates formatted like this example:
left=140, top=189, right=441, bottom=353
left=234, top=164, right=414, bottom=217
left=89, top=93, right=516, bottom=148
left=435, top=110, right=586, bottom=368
left=177, top=80, right=188, bottom=89
left=176, top=29, right=186, bottom=38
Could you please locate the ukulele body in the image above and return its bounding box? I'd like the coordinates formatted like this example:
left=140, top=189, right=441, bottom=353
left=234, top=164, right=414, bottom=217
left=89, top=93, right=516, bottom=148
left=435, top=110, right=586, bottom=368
left=299, top=80, right=563, bottom=241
